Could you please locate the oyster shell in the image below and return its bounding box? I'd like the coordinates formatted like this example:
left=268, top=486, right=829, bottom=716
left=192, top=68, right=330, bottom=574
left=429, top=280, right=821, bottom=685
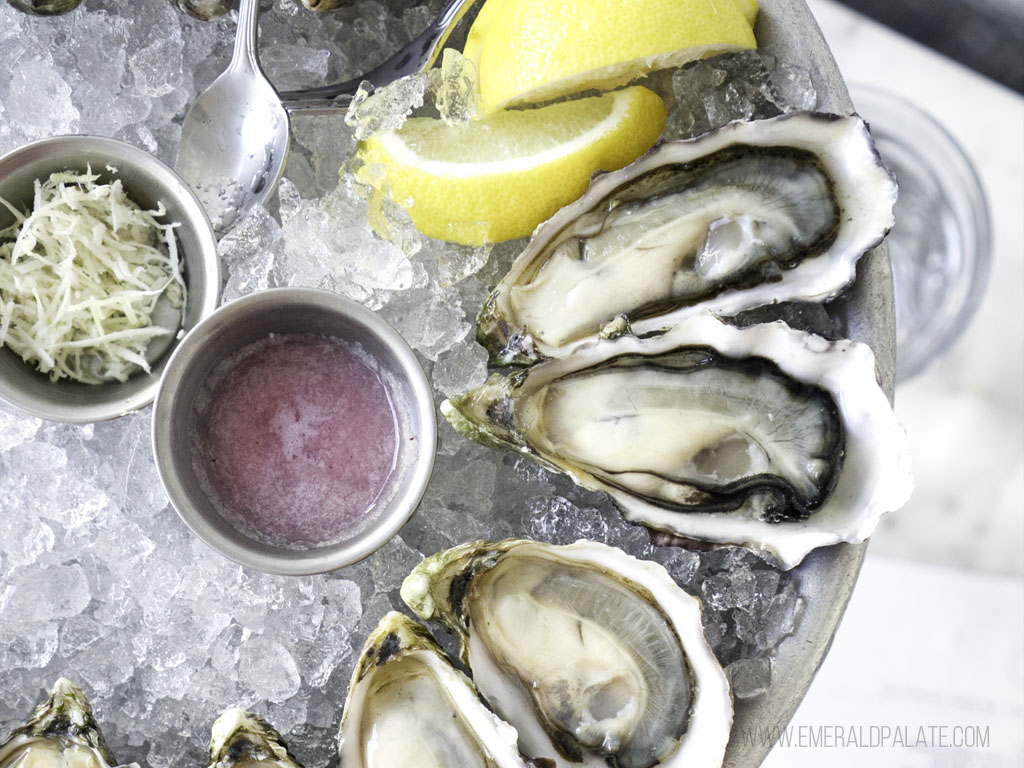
left=300, top=0, right=358, bottom=10
left=337, top=611, right=537, bottom=768
left=477, top=112, right=897, bottom=364
left=208, top=709, right=304, bottom=768
left=443, top=313, right=913, bottom=568
left=0, top=678, right=133, bottom=768
left=6, top=0, right=81, bottom=14
left=174, top=0, right=232, bottom=21
left=401, top=539, right=732, bottom=768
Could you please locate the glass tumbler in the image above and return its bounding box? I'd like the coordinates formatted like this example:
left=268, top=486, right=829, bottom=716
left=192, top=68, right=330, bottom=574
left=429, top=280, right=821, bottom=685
left=850, top=84, right=992, bottom=382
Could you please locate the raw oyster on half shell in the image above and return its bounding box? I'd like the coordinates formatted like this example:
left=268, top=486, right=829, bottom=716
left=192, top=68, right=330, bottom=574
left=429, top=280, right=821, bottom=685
left=401, top=539, right=732, bottom=768
left=477, top=112, right=897, bottom=364
left=0, top=678, right=136, bottom=768
left=444, top=313, right=913, bottom=568
left=337, top=611, right=537, bottom=768
left=208, top=709, right=304, bottom=768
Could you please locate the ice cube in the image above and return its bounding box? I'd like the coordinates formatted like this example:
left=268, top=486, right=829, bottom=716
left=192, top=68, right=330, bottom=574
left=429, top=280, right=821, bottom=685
left=0, top=516, right=54, bottom=570
left=129, top=36, right=184, bottom=98
left=291, top=113, right=358, bottom=195
left=701, top=573, right=734, bottom=611
left=218, top=206, right=284, bottom=302
left=0, top=406, right=41, bottom=451
left=210, top=623, right=251, bottom=675
left=651, top=546, right=702, bottom=587
left=277, top=177, right=426, bottom=308
left=6, top=52, right=79, bottom=140
left=380, top=285, right=470, bottom=361
left=345, top=73, right=431, bottom=141
left=237, top=637, right=302, bottom=704
left=261, top=43, right=331, bottom=91
left=0, top=624, right=59, bottom=671
left=727, top=656, right=772, bottom=699
left=418, top=236, right=492, bottom=289
left=523, top=496, right=612, bottom=546
left=431, top=48, right=478, bottom=125
left=431, top=339, right=488, bottom=397
left=755, top=580, right=805, bottom=651
left=774, top=63, right=818, bottom=111
left=1, top=563, right=91, bottom=624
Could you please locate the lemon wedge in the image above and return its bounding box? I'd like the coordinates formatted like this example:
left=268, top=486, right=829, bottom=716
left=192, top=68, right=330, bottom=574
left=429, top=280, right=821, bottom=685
left=355, top=85, right=667, bottom=245
left=464, top=0, right=758, bottom=113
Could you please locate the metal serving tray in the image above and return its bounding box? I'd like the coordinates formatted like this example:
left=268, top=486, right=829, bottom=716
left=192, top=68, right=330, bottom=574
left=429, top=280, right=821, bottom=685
left=726, top=1, right=894, bottom=764
left=0, top=1, right=895, bottom=766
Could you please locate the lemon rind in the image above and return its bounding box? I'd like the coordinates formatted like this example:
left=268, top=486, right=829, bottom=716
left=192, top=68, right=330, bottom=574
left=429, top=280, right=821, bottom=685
left=485, top=43, right=754, bottom=114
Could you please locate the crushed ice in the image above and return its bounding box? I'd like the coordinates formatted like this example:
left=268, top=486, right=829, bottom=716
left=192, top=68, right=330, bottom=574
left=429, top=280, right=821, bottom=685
left=0, top=1, right=817, bottom=765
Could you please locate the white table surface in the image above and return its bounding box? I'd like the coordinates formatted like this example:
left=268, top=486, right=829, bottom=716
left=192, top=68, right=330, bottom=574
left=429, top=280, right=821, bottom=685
left=805, top=0, right=1024, bottom=579
left=764, top=2, right=1024, bottom=765
left=761, top=555, right=1024, bottom=767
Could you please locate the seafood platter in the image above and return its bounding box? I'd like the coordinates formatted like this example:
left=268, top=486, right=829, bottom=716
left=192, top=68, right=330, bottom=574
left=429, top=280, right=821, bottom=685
left=0, top=0, right=912, bottom=767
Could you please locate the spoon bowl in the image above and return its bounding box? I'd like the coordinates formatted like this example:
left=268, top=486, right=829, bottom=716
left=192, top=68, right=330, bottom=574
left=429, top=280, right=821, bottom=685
left=175, top=0, right=289, bottom=235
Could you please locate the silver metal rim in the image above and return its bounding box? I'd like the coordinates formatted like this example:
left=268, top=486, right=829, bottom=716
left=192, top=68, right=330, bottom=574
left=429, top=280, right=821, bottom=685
left=0, top=135, right=221, bottom=423
left=152, top=288, right=437, bottom=576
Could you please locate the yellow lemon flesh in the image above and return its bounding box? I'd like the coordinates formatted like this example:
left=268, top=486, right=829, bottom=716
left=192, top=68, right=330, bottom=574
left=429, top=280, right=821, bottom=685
left=464, top=0, right=759, bottom=113
left=356, top=86, right=667, bottom=245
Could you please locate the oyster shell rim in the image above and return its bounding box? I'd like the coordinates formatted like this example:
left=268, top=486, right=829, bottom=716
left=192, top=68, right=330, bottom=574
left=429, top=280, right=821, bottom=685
left=476, top=110, right=898, bottom=365
left=336, top=610, right=535, bottom=768
left=444, top=313, right=913, bottom=569
left=0, top=678, right=120, bottom=768
left=602, top=314, right=912, bottom=568
left=208, top=708, right=305, bottom=768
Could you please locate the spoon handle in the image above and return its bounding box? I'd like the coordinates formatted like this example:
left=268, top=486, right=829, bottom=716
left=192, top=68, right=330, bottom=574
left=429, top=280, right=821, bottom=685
left=278, top=0, right=480, bottom=114
left=230, top=0, right=261, bottom=75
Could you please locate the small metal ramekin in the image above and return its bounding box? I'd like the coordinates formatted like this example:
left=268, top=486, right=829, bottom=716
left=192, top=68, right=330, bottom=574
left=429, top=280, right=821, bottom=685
left=151, top=288, right=437, bottom=576
left=0, top=135, right=221, bottom=423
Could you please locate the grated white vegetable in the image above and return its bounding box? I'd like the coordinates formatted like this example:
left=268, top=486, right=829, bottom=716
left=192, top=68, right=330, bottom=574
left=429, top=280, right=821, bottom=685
left=0, top=169, right=186, bottom=384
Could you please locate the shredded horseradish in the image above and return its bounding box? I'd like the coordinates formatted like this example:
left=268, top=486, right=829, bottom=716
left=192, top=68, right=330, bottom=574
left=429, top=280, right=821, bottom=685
left=0, top=168, right=186, bottom=384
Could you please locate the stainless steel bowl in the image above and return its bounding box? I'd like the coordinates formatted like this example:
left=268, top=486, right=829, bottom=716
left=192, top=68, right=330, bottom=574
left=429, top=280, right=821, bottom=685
left=0, top=135, right=220, bottom=423
left=152, top=288, right=437, bottom=576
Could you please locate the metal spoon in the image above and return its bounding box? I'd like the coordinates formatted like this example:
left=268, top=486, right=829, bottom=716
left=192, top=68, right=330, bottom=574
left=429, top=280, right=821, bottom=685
left=176, top=0, right=478, bottom=234
left=175, top=0, right=289, bottom=236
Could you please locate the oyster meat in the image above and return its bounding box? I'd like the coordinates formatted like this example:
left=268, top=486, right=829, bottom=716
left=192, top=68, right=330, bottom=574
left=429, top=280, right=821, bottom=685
left=402, top=539, right=732, bottom=768
left=337, top=611, right=537, bottom=768
left=443, top=313, right=913, bottom=568
left=477, top=112, right=897, bottom=363
left=209, top=709, right=304, bottom=768
left=0, top=678, right=136, bottom=768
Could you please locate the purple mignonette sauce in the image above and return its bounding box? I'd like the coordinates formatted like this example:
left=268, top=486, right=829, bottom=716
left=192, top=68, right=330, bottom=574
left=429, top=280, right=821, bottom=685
left=195, top=333, right=399, bottom=548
